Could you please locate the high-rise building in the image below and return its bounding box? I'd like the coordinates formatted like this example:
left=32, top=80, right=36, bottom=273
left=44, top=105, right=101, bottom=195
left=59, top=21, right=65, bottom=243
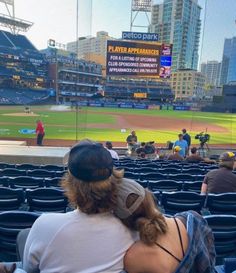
left=67, top=31, right=115, bottom=60
left=171, top=69, right=205, bottom=99
left=201, top=61, right=221, bottom=87
left=149, top=0, right=201, bottom=71
left=220, top=37, right=236, bottom=85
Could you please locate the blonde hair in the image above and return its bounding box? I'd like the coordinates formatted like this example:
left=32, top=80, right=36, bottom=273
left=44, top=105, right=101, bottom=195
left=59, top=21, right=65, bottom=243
left=121, top=190, right=168, bottom=245
left=61, top=169, right=124, bottom=214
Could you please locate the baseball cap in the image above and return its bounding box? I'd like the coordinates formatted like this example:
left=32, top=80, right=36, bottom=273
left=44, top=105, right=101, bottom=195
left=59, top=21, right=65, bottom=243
left=68, top=141, right=113, bottom=182
left=114, top=178, right=145, bottom=219
left=219, top=152, right=235, bottom=162
left=174, top=146, right=182, bottom=152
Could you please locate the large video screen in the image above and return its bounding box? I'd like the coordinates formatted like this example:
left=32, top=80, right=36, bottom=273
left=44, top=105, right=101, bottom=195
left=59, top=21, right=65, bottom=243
left=106, top=40, right=172, bottom=78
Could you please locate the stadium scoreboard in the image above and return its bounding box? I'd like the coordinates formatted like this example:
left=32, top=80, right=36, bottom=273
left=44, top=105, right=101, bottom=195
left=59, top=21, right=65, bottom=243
left=106, top=40, right=172, bottom=78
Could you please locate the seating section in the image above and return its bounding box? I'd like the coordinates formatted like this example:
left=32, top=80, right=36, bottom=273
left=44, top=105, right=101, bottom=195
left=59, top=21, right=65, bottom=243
left=0, top=158, right=235, bottom=264
left=0, top=211, right=39, bottom=261
left=204, top=215, right=236, bottom=264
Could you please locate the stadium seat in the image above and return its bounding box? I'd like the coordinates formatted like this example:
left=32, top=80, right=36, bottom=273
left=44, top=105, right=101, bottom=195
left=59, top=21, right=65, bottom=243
left=206, top=193, right=236, bottom=215
left=0, top=211, right=39, bottom=261
left=140, top=172, right=168, bottom=181
left=135, top=166, right=158, bottom=173
left=168, top=173, right=194, bottom=181
left=45, top=177, right=62, bottom=188
left=0, top=187, right=24, bottom=211
left=182, top=181, right=203, bottom=193
left=124, top=171, right=140, bottom=180
left=0, top=169, right=27, bottom=177
left=204, top=215, right=236, bottom=264
left=41, top=164, right=65, bottom=171
left=26, top=188, right=68, bottom=212
left=15, top=163, right=40, bottom=170
left=159, top=167, right=181, bottom=174
left=182, top=168, right=206, bottom=175
left=148, top=180, right=182, bottom=192
left=161, top=191, right=206, bottom=214
left=27, top=169, right=55, bottom=178
left=9, top=176, right=45, bottom=190
left=0, top=177, right=9, bottom=187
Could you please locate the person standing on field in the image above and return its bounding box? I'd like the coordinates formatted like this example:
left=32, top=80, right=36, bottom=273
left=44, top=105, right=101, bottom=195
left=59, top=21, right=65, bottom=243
left=36, top=120, right=45, bottom=146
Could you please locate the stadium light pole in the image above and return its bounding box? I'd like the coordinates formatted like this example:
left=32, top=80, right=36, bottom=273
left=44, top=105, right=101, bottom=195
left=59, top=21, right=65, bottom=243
left=75, top=0, right=79, bottom=143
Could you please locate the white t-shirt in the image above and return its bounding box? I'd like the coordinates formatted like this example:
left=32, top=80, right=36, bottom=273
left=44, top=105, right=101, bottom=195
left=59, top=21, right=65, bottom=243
left=23, top=210, right=136, bottom=273
left=107, top=149, right=119, bottom=160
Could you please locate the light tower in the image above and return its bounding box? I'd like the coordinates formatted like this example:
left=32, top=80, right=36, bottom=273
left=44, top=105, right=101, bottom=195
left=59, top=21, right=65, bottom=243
left=130, top=0, right=153, bottom=31
left=0, top=0, right=33, bottom=34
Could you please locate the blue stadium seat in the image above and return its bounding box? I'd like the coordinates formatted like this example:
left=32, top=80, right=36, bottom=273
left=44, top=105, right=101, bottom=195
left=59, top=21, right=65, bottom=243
left=136, top=166, right=159, bottom=173
left=45, top=177, right=62, bottom=188
left=0, top=177, right=9, bottom=187
left=0, top=168, right=27, bottom=177
left=159, top=167, right=181, bottom=174
left=0, top=211, right=39, bottom=262
left=148, top=180, right=182, bottom=192
left=41, top=164, right=65, bottom=171
left=204, top=215, right=236, bottom=265
left=140, top=172, right=168, bottom=181
left=124, top=171, right=140, bottom=180
left=182, top=181, right=203, bottom=193
left=0, top=187, right=24, bottom=211
left=27, top=169, right=55, bottom=178
left=206, top=193, right=236, bottom=215
left=26, top=188, right=68, bottom=212
left=161, top=191, right=206, bottom=214
left=168, top=173, right=194, bottom=181
left=15, top=163, right=40, bottom=170
left=9, top=176, right=45, bottom=190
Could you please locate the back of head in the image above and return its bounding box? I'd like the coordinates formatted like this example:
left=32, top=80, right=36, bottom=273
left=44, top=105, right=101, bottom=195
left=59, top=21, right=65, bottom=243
left=182, top=129, right=186, bottom=134
left=105, top=141, right=113, bottom=150
left=219, top=151, right=235, bottom=170
left=62, top=139, right=123, bottom=214
left=114, top=179, right=167, bottom=245
left=191, top=147, right=197, bottom=154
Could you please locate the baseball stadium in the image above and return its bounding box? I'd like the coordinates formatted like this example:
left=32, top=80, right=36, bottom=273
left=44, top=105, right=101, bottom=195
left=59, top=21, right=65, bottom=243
left=0, top=0, right=235, bottom=272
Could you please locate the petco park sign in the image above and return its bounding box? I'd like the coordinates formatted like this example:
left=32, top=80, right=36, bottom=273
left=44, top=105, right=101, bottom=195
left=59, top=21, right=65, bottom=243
left=122, top=31, right=158, bottom=42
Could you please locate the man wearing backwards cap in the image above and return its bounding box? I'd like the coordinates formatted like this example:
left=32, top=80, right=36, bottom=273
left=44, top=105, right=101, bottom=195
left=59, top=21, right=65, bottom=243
left=201, top=151, right=236, bottom=194
left=23, top=140, right=136, bottom=273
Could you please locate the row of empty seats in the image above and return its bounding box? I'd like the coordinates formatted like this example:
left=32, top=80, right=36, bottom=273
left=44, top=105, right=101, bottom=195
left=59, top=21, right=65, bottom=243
left=0, top=186, right=235, bottom=216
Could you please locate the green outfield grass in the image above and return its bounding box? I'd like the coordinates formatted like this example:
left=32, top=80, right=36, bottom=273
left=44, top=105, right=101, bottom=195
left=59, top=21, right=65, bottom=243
left=0, top=105, right=235, bottom=144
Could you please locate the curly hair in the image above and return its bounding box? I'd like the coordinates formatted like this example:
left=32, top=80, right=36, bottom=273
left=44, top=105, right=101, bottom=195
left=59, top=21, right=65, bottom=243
left=61, top=169, right=124, bottom=214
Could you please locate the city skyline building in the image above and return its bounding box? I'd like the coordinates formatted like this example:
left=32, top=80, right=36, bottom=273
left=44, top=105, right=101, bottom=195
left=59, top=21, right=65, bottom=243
left=220, top=37, right=236, bottom=85
left=201, top=60, right=221, bottom=87
left=149, top=0, right=201, bottom=71
left=67, top=31, right=115, bottom=60
left=171, top=69, right=205, bottom=99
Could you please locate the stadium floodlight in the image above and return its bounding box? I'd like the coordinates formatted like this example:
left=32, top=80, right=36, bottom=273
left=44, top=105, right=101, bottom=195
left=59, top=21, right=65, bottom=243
left=132, top=0, right=152, bottom=12
left=0, top=13, right=33, bottom=32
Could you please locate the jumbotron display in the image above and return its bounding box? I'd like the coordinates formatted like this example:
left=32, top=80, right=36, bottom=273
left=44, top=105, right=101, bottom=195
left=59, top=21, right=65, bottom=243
left=106, top=40, right=172, bottom=78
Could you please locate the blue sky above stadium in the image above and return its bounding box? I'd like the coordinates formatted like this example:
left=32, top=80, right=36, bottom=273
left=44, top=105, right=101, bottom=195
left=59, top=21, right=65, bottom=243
left=11, top=0, right=236, bottom=63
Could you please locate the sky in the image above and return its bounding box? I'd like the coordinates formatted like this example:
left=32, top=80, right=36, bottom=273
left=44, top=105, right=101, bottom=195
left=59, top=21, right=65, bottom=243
left=1, top=0, right=236, bottom=64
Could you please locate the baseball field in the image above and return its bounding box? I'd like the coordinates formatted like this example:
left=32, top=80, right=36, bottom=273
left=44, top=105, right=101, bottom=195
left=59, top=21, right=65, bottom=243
left=0, top=105, right=235, bottom=146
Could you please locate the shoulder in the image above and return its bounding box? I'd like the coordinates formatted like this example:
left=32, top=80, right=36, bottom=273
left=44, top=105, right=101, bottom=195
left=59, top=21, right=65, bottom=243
left=124, top=241, right=148, bottom=271
left=30, top=211, right=76, bottom=234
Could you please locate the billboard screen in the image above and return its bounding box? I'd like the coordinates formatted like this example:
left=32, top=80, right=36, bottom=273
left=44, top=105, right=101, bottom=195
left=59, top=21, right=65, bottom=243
left=106, top=40, right=172, bottom=78
left=132, top=0, right=152, bottom=12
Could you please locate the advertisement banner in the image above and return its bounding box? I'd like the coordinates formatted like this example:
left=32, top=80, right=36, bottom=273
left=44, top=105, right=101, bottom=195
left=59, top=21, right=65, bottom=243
left=174, top=106, right=191, bottom=111
left=106, top=40, right=172, bottom=78
left=103, top=103, right=119, bottom=108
